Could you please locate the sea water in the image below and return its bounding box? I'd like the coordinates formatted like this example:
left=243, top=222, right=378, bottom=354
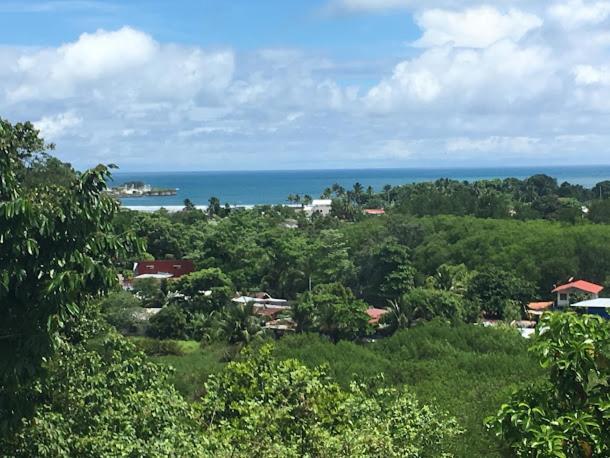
left=113, top=166, right=610, bottom=207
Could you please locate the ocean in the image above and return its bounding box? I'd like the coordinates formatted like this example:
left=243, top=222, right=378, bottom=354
left=113, top=166, right=610, bottom=207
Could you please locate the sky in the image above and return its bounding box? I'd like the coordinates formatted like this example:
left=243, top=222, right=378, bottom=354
left=1, top=0, right=610, bottom=171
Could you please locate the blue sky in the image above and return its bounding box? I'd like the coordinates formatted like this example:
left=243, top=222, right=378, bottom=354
left=1, top=0, right=610, bottom=170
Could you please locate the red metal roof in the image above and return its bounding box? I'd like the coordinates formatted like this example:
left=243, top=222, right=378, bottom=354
left=552, top=280, right=604, bottom=295
left=134, top=260, right=195, bottom=278
left=366, top=307, right=388, bottom=324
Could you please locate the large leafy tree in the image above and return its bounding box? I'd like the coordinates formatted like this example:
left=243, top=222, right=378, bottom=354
left=296, top=283, right=370, bottom=342
left=487, top=312, right=610, bottom=456
left=171, top=267, right=234, bottom=312
left=201, top=344, right=462, bottom=457
left=2, top=334, right=208, bottom=457
left=0, top=119, right=139, bottom=430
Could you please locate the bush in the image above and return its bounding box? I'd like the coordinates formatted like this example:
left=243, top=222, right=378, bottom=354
left=146, top=305, right=188, bottom=340
left=133, top=337, right=184, bottom=356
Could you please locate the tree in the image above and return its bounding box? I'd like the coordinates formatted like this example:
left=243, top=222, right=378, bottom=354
left=207, top=196, right=222, bottom=217
left=467, top=268, right=534, bottom=319
left=297, top=283, right=370, bottom=342
left=99, top=290, right=143, bottom=334
left=307, top=229, right=356, bottom=287
left=1, top=334, right=208, bottom=456
left=200, top=344, right=462, bottom=457
left=359, top=239, right=416, bottom=304
left=217, top=301, right=266, bottom=346
left=132, top=277, right=166, bottom=308
left=383, top=288, right=466, bottom=331
left=0, top=119, right=139, bottom=430
left=171, top=268, right=234, bottom=313
left=426, top=263, right=473, bottom=295
left=487, top=312, right=610, bottom=456
left=146, top=305, right=188, bottom=339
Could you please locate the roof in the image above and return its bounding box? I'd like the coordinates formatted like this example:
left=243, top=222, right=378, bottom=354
left=312, top=199, right=332, bottom=206
left=570, top=298, right=610, bottom=309
left=366, top=307, right=388, bottom=324
left=527, top=301, right=554, bottom=311
left=552, top=280, right=604, bottom=295
left=363, top=209, right=385, bottom=215
left=134, top=260, right=195, bottom=278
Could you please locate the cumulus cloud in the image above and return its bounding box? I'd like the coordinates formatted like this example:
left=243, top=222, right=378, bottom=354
left=5, top=27, right=234, bottom=104
left=34, top=111, right=82, bottom=139
left=574, top=65, right=610, bottom=85
left=548, top=0, right=610, bottom=29
left=365, top=41, right=554, bottom=112
left=413, top=6, right=542, bottom=48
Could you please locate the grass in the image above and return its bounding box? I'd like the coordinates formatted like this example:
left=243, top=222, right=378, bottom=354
left=147, top=341, right=230, bottom=399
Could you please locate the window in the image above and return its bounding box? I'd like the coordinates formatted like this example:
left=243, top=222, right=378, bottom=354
left=559, top=293, right=568, bottom=301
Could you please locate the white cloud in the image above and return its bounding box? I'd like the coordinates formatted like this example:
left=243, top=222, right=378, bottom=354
left=34, top=111, right=82, bottom=139
left=413, top=6, right=542, bottom=48
left=574, top=65, right=610, bottom=85
left=548, top=0, right=610, bottom=29
left=446, top=136, right=539, bottom=153
left=365, top=40, right=554, bottom=112
left=5, top=27, right=234, bottom=104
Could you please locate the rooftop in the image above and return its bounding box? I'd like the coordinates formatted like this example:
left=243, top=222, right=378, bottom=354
left=552, top=280, right=604, bottom=295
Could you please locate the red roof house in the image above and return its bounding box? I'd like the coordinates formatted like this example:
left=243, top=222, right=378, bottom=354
left=552, top=280, right=604, bottom=307
left=134, top=260, right=195, bottom=279
left=366, top=307, right=389, bottom=325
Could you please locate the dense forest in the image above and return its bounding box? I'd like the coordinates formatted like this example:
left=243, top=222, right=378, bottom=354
left=2, top=118, right=610, bottom=457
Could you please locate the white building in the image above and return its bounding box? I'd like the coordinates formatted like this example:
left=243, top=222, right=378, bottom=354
left=309, top=199, right=332, bottom=216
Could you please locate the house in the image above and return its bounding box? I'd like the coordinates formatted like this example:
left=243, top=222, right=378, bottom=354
left=310, top=199, right=332, bottom=216
left=570, top=298, right=610, bottom=319
left=133, top=260, right=195, bottom=280
left=526, top=301, right=554, bottom=320
left=363, top=209, right=385, bottom=216
left=552, top=280, right=604, bottom=307
left=366, top=307, right=388, bottom=326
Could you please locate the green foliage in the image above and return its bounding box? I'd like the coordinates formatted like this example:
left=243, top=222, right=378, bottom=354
left=296, top=283, right=371, bottom=342
left=274, top=321, right=544, bottom=457
left=146, top=305, right=189, bottom=340
left=99, top=290, right=143, bottom=334
left=1, top=334, right=208, bottom=457
left=384, top=288, right=467, bottom=331
left=201, top=344, right=462, bottom=457
left=487, top=312, right=610, bottom=457
left=467, top=267, right=534, bottom=319
left=358, top=238, right=417, bottom=304
left=216, top=302, right=266, bottom=346
left=171, top=268, right=234, bottom=312
left=132, top=277, right=166, bottom=308
left=133, top=337, right=185, bottom=356
left=0, top=119, right=141, bottom=430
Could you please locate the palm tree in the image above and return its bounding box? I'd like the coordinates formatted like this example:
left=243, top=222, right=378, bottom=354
left=303, top=194, right=313, bottom=205
left=217, top=302, right=266, bottom=346
left=321, top=188, right=332, bottom=199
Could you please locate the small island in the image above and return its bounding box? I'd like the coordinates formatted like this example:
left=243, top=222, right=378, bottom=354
left=109, top=181, right=177, bottom=198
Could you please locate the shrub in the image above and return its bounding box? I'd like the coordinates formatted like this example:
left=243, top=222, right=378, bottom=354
left=146, top=305, right=188, bottom=340
left=133, top=338, right=184, bottom=356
